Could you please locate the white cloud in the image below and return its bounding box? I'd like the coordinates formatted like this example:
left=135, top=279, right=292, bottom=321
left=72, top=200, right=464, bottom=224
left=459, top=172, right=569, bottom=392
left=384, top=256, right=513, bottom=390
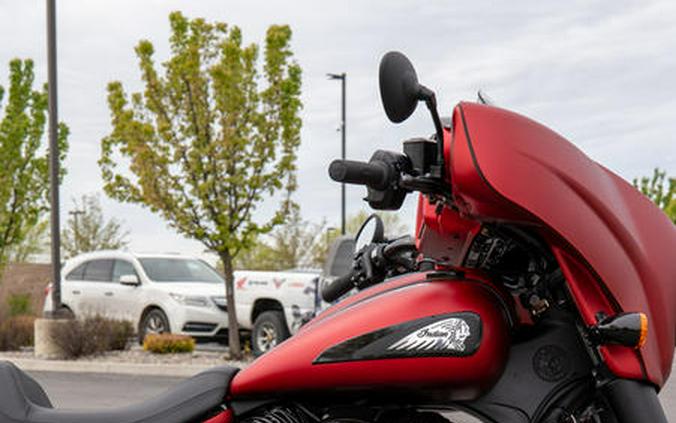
left=0, top=0, right=673, bottom=258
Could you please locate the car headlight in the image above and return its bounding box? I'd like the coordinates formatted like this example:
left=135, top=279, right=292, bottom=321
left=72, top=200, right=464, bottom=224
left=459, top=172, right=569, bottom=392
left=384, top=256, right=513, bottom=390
left=169, top=293, right=210, bottom=308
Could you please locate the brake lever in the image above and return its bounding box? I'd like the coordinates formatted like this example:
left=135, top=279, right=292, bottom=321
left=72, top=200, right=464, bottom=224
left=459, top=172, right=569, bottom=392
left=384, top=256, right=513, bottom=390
left=399, top=174, right=450, bottom=196
left=361, top=245, right=375, bottom=281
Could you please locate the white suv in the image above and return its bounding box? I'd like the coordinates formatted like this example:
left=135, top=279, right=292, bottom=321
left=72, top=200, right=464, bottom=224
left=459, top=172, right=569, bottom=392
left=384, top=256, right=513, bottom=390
left=43, top=251, right=229, bottom=343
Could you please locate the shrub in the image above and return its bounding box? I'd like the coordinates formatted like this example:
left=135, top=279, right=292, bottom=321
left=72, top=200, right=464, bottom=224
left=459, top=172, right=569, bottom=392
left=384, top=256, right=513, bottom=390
left=143, top=333, right=195, bottom=354
left=0, top=315, right=36, bottom=351
left=108, top=319, right=135, bottom=351
left=50, top=315, right=135, bottom=359
left=7, top=293, right=32, bottom=317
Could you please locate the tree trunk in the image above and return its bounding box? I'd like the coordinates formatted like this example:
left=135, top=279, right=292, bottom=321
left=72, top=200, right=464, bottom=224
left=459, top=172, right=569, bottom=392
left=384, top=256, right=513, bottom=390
left=220, top=250, right=242, bottom=359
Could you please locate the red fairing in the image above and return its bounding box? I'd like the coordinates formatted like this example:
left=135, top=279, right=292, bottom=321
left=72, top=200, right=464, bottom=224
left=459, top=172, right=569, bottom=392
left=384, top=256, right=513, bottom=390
left=231, top=272, right=511, bottom=399
left=203, top=409, right=233, bottom=423
left=447, top=102, right=676, bottom=387
left=415, top=193, right=481, bottom=267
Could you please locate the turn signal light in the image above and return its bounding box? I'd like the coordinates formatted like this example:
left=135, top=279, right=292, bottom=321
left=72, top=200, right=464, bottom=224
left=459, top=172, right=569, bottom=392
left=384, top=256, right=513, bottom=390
left=590, top=312, right=648, bottom=349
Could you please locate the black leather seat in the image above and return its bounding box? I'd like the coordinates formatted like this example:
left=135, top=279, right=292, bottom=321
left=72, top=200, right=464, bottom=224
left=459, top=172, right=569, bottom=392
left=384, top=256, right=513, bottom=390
left=0, top=361, right=238, bottom=423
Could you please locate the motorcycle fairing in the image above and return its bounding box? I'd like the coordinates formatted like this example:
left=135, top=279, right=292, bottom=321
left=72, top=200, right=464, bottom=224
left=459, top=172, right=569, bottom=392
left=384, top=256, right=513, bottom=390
left=449, top=102, right=676, bottom=387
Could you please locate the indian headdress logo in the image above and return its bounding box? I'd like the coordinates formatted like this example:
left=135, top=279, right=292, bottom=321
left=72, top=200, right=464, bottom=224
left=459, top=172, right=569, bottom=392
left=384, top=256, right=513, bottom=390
left=388, top=317, right=471, bottom=352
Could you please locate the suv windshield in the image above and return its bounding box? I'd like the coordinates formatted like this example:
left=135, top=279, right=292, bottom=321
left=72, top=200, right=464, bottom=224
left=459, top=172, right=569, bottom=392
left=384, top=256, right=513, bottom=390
left=139, top=258, right=223, bottom=283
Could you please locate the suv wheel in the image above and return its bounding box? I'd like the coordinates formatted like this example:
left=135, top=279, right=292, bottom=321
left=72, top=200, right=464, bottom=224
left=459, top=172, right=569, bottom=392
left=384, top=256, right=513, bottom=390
left=252, top=311, right=290, bottom=356
left=139, top=309, right=170, bottom=344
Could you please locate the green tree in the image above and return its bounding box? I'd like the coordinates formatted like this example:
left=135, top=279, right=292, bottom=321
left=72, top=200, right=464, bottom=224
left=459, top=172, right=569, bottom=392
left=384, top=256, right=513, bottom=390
left=61, top=194, right=130, bottom=258
left=99, top=12, right=302, bottom=358
left=234, top=205, right=326, bottom=271
left=6, top=219, right=49, bottom=263
left=0, top=59, right=69, bottom=271
left=633, top=168, right=675, bottom=223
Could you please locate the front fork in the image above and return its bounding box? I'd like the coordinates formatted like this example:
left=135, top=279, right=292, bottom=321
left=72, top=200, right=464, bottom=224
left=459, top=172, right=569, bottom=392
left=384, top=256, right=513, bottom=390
left=603, top=379, right=667, bottom=423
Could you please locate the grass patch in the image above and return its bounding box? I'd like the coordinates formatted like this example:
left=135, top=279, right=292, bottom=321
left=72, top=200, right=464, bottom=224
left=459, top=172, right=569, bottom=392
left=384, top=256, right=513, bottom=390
left=143, top=333, right=195, bottom=354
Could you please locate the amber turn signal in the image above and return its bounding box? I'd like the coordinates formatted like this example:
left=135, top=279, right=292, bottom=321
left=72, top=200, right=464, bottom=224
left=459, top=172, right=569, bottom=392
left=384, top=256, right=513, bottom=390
left=590, top=312, right=648, bottom=349
left=637, top=313, right=648, bottom=349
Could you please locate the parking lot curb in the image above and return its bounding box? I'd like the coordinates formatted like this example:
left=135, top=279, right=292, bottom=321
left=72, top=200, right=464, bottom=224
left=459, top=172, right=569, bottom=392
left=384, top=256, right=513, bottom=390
left=0, top=356, right=214, bottom=377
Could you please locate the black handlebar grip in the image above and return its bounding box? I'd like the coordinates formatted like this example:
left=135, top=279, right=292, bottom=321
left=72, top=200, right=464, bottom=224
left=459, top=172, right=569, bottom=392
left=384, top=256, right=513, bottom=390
left=321, top=273, right=354, bottom=303
left=329, top=159, right=389, bottom=190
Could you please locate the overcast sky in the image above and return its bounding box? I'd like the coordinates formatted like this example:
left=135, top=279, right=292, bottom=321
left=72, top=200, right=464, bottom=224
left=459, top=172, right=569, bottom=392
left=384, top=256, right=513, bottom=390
left=0, top=1, right=674, bottom=261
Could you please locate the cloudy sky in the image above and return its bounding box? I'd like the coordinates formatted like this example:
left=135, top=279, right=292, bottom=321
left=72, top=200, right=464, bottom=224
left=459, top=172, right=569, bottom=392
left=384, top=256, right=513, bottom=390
left=0, top=1, right=674, bottom=261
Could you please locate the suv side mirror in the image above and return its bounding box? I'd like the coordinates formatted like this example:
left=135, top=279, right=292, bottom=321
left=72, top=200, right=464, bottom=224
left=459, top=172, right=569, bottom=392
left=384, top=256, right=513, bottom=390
left=119, top=274, right=140, bottom=286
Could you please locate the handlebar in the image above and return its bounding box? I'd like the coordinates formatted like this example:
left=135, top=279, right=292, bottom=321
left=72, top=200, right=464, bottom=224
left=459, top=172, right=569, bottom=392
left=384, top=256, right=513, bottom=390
left=383, top=237, right=416, bottom=257
left=321, top=238, right=419, bottom=303
left=321, top=272, right=354, bottom=303
left=329, top=159, right=390, bottom=190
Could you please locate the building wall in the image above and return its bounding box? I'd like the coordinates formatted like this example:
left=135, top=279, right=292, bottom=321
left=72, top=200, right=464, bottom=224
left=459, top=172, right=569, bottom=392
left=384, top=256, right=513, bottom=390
left=0, top=263, right=51, bottom=317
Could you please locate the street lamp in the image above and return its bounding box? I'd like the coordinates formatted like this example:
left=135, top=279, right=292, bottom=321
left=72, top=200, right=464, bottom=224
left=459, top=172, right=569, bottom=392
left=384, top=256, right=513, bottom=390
left=46, top=0, right=63, bottom=318
left=327, top=72, right=346, bottom=235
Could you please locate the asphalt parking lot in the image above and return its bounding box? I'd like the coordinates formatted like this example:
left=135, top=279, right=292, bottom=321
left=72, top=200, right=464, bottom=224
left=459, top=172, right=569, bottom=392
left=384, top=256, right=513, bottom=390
left=28, top=367, right=676, bottom=422
left=29, top=371, right=185, bottom=410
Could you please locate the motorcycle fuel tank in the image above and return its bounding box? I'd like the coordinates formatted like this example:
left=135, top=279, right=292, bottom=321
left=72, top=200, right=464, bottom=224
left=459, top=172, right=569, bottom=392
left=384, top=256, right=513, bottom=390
left=230, top=272, right=512, bottom=401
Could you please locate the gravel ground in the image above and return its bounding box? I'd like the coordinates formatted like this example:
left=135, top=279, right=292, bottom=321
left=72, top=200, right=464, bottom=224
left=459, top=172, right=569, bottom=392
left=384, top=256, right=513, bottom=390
left=1, top=344, right=252, bottom=368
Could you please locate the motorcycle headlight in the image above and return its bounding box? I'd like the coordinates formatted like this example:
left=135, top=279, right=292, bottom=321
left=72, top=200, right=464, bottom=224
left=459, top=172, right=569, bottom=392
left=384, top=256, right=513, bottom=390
left=169, top=293, right=210, bottom=308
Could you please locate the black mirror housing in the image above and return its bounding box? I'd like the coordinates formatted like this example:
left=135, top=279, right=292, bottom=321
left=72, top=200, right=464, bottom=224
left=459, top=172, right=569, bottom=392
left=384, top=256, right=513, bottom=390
left=379, top=51, right=421, bottom=123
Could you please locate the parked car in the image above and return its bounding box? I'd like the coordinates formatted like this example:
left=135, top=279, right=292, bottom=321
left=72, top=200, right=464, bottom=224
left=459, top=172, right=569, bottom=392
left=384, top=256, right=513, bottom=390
left=235, top=236, right=356, bottom=356
left=44, top=242, right=356, bottom=352
left=234, top=269, right=321, bottom=356
left=43, top=251, right=230, bottom=343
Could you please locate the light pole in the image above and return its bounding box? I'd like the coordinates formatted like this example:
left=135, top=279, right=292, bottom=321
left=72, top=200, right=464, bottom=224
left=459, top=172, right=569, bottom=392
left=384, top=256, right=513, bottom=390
left=46, top=0, right=63, bottom=317
left=327, top=72, right=346, bottom=235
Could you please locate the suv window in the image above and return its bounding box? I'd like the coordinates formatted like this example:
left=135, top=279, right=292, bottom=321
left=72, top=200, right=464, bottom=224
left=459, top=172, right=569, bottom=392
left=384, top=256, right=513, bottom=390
left=139, top=258, right=223, bottom=283
left=83, top=259, right=114, bottom=282
left=65, top=263, right=87, bottom=281
left=112, top=260, right=137, bottom=282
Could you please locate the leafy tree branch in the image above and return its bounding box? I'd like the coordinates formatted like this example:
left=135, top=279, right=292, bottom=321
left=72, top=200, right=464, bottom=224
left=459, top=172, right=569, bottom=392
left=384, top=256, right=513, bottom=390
left=633, top=168, right=675, bottom=223
left=100, top=12, right=302, bottom=358
left=61, top=193, right=130, bottom=258
left=0, top=59, right=69, bottom=272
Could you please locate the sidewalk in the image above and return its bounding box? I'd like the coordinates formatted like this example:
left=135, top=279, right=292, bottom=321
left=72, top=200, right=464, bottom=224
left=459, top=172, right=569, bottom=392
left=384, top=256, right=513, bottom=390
left=0, top=347, right=250, bottom=377
left=0, top=356, right=214, bottom=377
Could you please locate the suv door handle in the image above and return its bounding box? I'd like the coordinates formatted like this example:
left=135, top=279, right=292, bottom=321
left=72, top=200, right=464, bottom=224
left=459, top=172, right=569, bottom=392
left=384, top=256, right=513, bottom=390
left=104, top=292, right=114, bottom=297
left=72, top=290, right=81, bottom=295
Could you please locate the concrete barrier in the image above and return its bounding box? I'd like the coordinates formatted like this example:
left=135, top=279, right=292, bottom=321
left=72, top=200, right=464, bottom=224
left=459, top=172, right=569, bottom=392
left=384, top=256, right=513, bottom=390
left=34, top=318, right=70, bottom=359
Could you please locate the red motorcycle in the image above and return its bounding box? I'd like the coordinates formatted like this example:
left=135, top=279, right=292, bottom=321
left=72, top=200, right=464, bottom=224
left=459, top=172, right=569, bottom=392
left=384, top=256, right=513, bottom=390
left=1, top=51, right=674, bottom=423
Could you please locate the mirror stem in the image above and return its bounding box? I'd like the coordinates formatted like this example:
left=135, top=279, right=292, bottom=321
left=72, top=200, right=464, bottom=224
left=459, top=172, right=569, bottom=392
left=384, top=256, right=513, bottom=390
left=418, top=86, right=445, bottom=180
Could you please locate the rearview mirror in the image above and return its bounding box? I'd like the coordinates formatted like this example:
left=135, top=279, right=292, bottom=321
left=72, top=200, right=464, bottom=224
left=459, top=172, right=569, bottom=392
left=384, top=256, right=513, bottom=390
left=119, top=274, right=140, bottom=286
left=379, top=51, right=421, bottom=123
left=355, top=214, right=385, bottom=252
